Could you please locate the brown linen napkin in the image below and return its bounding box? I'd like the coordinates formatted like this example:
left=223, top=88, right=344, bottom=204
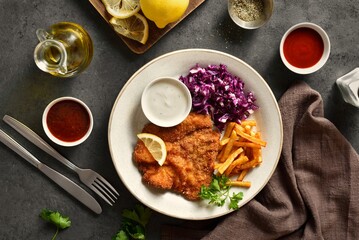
left=198, top=81, right=359, bottom=239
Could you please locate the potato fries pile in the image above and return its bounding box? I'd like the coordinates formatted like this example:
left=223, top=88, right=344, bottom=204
left=215, top=120, right=267, bottom=188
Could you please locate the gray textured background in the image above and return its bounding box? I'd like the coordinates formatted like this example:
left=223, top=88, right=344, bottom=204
left=0, top=0, right=358, bottom=239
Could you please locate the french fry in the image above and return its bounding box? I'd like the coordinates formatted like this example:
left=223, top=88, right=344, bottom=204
left=215, top=120, right=266, bottom=189
left=241, top=119, right=257, bottom=126
left=218, top=122, right=235, bottom=151
left=233, top=142, right=262, bottom=148
left=236, top=155, right=249, bottom=165
left=237, top=169, right=248, bottom=181
left=218, top=147, right=243, bottom=174
left=238, top=159, right=260, bottom=170
left=229, top=158, right=250, bottom=175
left=217, top=147, right=224, bottom=161
left=252, top=147, right=262, bottom=162
left=234, top=124, right=267, bottom=147
left=224, top=154, right=250, bottom=176
left=214, top=162, right=222, bottom=170
left=224, top=162, right=238, bottom=176
left=223, top=122, right=235, bottom=139
left=224, top=157, right=242, bottom=176
left=227, top=181, right=252, bottom=188
left=220, top=138, right=230, bottom=146
left=255, top=131, right=261, bottom=139
left=244, top=125, right=252, bottom=134
left=219, top=130, right=237, bottom=162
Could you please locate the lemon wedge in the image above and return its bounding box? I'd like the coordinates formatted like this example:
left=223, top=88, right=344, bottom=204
left=109, top=13, right=149, bottom=44
left=102, top=0, right=141, bottom=19
left=137, top=133, right=167, bottom=166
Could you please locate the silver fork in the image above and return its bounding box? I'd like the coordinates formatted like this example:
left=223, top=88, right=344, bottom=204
left=3, top=115, right=119, bottom=206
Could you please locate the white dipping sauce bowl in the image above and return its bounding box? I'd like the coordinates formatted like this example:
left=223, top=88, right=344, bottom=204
left=280, top=22, right=331, bottom=75
left=42, top=96, right=93, bottom=147
left=141, top=77, right=192, bottom=127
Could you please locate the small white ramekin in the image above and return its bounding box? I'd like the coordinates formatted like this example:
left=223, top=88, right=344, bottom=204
left=42, top=96, right=93, bottom=147
left=280, top=22, right=331, bottom=74
left=141, top=77, right=192, bottom=127
left=228, top=0, right=274, bottom=30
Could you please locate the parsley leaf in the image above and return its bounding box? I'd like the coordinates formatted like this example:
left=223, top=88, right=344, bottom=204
left=229, top=192, right=244, bottom=210
left=40, top=209, right=71, bottom=240
left=122, top=204, right=151, bottom=228
left=112, top=230, right=129, bottom=240
left=112, top=204, right=152, bottom=240
left=199, top=175, right=243, bottom=210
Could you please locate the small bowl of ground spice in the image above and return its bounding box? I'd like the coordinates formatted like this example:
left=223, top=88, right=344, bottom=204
left=228, top=0, right=273, bottom=29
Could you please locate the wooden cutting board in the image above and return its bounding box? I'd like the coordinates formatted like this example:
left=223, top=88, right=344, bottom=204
left=89, top=0, right=206, bottom=54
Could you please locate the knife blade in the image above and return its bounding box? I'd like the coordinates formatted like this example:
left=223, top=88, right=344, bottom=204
left=0, top=129, right=102, bottom=214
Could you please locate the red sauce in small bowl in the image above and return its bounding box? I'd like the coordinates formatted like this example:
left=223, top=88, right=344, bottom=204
left=46, top=100, right=91, bottom=142
left=283, top=27, right=324, bottom=69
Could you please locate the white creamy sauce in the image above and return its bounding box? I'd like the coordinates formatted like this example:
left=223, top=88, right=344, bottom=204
left=142, top=79, right=191, bottom=126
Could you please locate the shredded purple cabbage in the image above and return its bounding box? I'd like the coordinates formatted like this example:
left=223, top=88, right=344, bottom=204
left=179, top=64, right=258, bottom=131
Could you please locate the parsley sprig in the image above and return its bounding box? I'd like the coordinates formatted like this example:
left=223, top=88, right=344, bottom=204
left=40, top=209, right=71, bottom=240
left=199, top=174, right=243, bottom=210
left=113, top=204, right=152, bottom=240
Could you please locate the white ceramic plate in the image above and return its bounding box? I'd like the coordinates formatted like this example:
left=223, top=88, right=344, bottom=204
left=108, top=49, right=283, bottom=220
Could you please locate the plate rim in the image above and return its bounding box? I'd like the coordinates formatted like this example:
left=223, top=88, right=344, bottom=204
left=108, top=48, right=283, bottom=220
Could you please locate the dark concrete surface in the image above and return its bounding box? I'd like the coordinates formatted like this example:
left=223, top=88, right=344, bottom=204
left=0, top=0, right=358, bottom=239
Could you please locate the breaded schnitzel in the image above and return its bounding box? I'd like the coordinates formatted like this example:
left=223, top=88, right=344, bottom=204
left=133, top=112, right=220, bottom=200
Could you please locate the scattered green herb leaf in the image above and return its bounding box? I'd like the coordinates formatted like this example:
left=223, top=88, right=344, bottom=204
left=112, top=204, right=152, bottom=240
left=112, top=230, right=129, bottom=240
left=229, top=192, right=244, bottom=210
left=40, top=209, right=71, bottom=240
left=199, top=175, right=243, bottom=210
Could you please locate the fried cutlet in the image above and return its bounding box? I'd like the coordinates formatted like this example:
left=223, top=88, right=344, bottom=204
left=133, top=112, right=220, bottom=200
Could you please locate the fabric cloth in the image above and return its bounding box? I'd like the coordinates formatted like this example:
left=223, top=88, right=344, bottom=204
left=199, top=81, right=359, bottom=239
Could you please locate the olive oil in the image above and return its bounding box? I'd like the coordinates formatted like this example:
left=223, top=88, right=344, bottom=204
left=34, top=22, right=93, bottom=78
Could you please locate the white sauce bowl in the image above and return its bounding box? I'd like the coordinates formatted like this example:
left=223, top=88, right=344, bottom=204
left=141, top=77, right=192, bottom=127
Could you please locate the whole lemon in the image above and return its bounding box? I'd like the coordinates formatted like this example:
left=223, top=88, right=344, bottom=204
left=140, top=0, right=189, bottom=28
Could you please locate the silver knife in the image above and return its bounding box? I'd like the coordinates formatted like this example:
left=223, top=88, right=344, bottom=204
left=0, top=129, right=102, bottom=214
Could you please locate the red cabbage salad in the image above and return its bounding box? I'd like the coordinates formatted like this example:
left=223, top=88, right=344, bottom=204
left=179, top=64, right=258, bottom=131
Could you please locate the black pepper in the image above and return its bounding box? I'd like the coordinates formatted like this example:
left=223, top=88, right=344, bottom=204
left=231, top=0, right=264, bottom=22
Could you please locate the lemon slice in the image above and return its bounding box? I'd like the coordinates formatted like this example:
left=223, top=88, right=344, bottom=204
left=102, top=0, right=141, bottom=19
left=137, top=133, right=167, bottom=166
left=109, top=13, right=149, bottom=44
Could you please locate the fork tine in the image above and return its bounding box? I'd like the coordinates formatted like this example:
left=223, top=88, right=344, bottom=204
left=88, top=184, right=114, bottom=206
left=94, top=178, right=118, bottom=200
left=92, top=181, right=117, bottom=205
left=95, top=175, right=120, bottom=196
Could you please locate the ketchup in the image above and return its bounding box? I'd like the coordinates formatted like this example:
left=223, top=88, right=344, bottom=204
left=46, top=100, right=90, bottom=142
left=283, top=27, right=324, bottom=68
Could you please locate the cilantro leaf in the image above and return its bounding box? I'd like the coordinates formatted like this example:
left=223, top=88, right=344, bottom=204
left=199, top=175, right=243, bottom=210
left=40, top=209, right=71, bottom=240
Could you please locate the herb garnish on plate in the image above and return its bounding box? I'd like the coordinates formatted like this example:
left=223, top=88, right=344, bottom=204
left=200, top=174, right=244, bottom=210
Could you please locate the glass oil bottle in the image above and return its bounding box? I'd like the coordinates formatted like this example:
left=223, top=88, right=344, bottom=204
left=34, top=22, right=93, bottom=78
